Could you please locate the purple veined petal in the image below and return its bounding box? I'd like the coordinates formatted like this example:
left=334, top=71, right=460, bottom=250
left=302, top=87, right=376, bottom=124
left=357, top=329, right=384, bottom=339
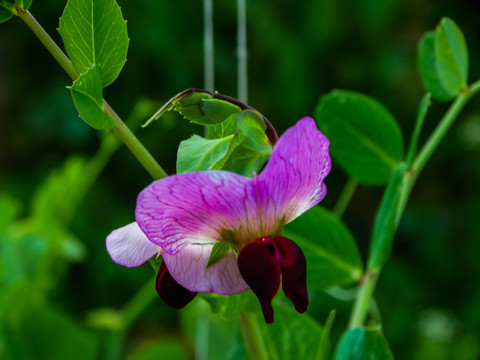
left=162, top=243, right=249, bottom=295
left=136, top=171, right=262, bottom=254
left=106, top=222, right=160, bottom=267
left=156, top=261, right=197, bottom=309
left=257, top=117, right=331, bottom=229
left=237, top=237, right=281, bottom=323
left=274, top=236, right=309, bottom=314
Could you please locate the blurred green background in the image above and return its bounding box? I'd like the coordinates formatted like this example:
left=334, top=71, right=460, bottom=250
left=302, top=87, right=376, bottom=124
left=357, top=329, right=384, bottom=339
left=1, top=0, right=480, bottom=359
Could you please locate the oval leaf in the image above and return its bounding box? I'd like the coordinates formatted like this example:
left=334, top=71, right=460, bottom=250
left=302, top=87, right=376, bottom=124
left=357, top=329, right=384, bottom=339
left=58, top=0, right=129, bottom=87
left=0, top=3, right=14, bottom=23
left=283, top=206, right=363, bottom=290
left=315, top=90, right=403, bottom=185
left=68, top=65, right=114, bottom=130
left=418, top=32, right=454, bottom=102
left=335, top=327, right=394, bottom=360
left=435, top=17, right=468, bottom=97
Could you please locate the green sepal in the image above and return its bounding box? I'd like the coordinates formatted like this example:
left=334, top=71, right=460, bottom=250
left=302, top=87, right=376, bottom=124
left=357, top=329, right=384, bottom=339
left=204, top=242, right=234, bottom=270
left=68, top=65, right=115, bottom=130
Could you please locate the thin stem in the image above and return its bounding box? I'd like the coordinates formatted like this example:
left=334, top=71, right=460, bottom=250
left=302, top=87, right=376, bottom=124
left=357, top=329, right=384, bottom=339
left=397, top=80, right=480, bottom=223
left=350, top=80, right=480, bottom=330
left=348, top=270, right=378, bottom=329
left=332, top=178, right=358, bottom=218
left=17, top=10, right=167, bottom=180
left=106, top=278, right=157, bottom=360
left=237, top=0, right=247, bottom=103
left=203, top=0, right=214, bottom=92
left=239, top=312, right=269, bottom=360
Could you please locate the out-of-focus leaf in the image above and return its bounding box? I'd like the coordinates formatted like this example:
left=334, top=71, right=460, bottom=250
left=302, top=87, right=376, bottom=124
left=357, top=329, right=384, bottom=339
left=3, top=304, right=99, bottom=360
left=68, top=65, right=114, bottom=130
left=283, top=206, right=363, bottom=290
left=200, top=291, right=260, bottom=320
left=435, top=18, right=468, bottom=96
left=315, top=90, right=403, bottom=185
left=418, top=18, right=469, bottom=101
left=259, top=302, right=323, bottom=360
left=176, top=134, right=233, bottom=173
left=335, top=327, right=394, bottom=360
left=126, top=341, right=189, bottom=360
left=0, top=195, right=21, bottom=234
left=0, top=2, right=14, bottom=23
left=316, top=310, right=336, bottom=360
left=58, top=0, right=129, bottom=87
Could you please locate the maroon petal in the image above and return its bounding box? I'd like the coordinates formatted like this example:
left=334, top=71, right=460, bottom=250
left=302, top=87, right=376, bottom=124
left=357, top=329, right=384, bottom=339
left=237, top=237, right=281, bottom=323
left=274, top=236, right=309, bottom=314
left=155, top=261, right=197, bottom=309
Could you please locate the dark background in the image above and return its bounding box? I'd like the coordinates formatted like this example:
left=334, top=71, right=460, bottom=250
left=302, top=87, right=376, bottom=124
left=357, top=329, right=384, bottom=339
left=1, top=0, right=480, bottom=358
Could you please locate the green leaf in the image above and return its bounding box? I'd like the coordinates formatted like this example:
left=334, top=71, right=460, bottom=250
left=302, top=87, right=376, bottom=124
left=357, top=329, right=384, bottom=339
left=176, top=134, right=234, bottom=173
left=205, top=242, right=233, bottom=269
left=3, top=304, right=99, bottom=360
left=58, top=0, right=129, bottom=87
left=200, top=291, right=260, bottom=320
left=202, top=99, right=242, bottom=124
left=206, top=113, right=238, bottom=139
left=68, top=65, right=114, bottom=130
left=220, top=110, right=273, bottom=176
left=0, top=194, right=21, bottom=234
left=418, top=18, right=469, bottom=101
left=0, top=2, right=14, bottom=23
left=418, top=32, right=454, bottom=102
left=335, top=327, right=394, bottom=360
left=175, top=94, right=241, bottom=126
left=367, top=162, right=406, bottom=270
left=315, top=90, right=404, bottom=185
left=283, top=206, right=363, bottom=290
left=126, top=341, right=189, bottom=360
left=435, top=18, right=468, bottom=96
left=259, top=302, right=323, bottom=360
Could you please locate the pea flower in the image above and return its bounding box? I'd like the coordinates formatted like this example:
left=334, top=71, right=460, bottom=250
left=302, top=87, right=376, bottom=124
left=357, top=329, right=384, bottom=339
left=106, top=117, right=331, bottom=323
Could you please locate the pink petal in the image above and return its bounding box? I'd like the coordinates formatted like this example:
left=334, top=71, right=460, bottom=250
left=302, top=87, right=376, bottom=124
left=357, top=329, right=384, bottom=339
left=257, top=117, right=331, bottom=227
left=162, top=243, right=249, bottom=295
left=136, top=171, right=261, bottom=254
left=106, top=222, right=160, bottom=267
left=136, top=117, right=330, bottom=256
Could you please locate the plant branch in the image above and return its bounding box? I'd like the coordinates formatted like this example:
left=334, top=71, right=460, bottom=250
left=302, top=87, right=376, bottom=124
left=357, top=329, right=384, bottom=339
left=239, top=312, right=269, bottom=360
left=17, top=9, right=167, bottom=180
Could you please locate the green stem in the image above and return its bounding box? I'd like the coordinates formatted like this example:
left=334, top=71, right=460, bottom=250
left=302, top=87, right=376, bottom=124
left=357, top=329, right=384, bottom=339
left=203, top=0, right=214, bottom=93
left=333, top=178, right=358, bottom=218
left=397, top=80, right=480, bottom=223
left=239, top=312, right=269, bottom=360
left=350, top=80, right=480, bottom=330
left=17, top=9, right=167, bottom=180
left=348, top=270, right=378, bottom=329
left=237, top=0, right=247, bottom=103
left=106, top=278, right=157, bottom=360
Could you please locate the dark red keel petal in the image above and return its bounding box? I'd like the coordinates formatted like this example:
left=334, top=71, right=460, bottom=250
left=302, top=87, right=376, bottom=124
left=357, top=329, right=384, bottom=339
left=155, top=261, right=197, bottom=309
left=274, top=236, right=309, bottom=313
left=237, top=238, right=281, bottom=323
